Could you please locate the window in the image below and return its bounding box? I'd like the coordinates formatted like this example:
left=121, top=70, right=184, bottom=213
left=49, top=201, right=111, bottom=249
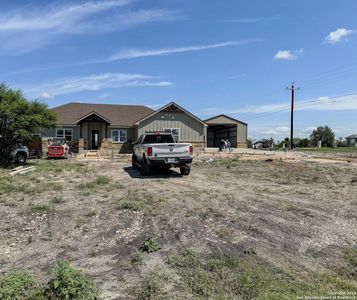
left=163, top=128, right=180, bottom=142
left=56, top=128, right=72, bottom=141
left=143, top=134, right=175, bottom=144
left=112, top=130, right=127, bottom=142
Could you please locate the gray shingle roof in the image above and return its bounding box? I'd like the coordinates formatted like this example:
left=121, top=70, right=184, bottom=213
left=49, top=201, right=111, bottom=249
left=346, top=134, right=357, bottom=139
left=52, top=102, right=154, bottom=127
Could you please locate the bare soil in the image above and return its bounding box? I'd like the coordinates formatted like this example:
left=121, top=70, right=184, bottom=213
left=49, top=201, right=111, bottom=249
left=0, top=155, right=356, bottom=299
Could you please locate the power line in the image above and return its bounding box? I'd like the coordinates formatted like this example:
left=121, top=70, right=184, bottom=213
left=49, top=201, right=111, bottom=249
left=243, top=92, right=357, bottom=121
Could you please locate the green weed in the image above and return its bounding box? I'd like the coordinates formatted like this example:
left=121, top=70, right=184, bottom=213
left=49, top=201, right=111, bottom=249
left=29, top=203, right=54, bottom=214
left=45, top=261, right=99, bottom=299
left=140, top=237, right=161, bottom=253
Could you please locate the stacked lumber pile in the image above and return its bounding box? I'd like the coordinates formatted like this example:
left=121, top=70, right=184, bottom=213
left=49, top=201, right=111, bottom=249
left=8, top=166, right=35, bottom=176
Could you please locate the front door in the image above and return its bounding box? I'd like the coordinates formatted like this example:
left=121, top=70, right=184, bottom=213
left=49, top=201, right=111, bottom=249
left=91, top=130, right=99, bottom=150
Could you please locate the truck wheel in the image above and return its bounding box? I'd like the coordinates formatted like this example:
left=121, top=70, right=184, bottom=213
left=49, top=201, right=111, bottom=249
left=132, top=154, right=138, bottom=169
left=16, top=153, right=27, bottom=164
left=180, top=165, right=191, bottom=175
left=141, top=159, right=151, bottom=176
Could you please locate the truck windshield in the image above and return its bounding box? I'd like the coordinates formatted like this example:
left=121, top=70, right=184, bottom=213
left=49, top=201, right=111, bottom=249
left=143, top=134, right=175, bottom=143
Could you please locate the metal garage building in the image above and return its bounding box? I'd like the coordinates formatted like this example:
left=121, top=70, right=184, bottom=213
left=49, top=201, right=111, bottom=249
left=205, top=114, right=248, bottom=148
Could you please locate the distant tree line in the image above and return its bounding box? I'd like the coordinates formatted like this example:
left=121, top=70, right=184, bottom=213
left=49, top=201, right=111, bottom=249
left=249, top=125, right=344, bottom=149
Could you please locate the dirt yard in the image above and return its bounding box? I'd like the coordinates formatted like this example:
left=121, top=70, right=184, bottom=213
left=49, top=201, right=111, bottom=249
left=0, top=156, right=356, bottom=299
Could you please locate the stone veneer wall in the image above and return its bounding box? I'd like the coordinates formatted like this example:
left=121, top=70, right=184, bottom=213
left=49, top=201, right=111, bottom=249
left=188, top=142, right=205, bottom=150
left=237, top=142, right=248, bottom=148
left=100, top=139, right=133, bottom=153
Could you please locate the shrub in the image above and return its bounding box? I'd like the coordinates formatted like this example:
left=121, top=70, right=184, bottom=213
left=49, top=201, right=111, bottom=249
left=131, top=250, right=145, bottom=266
left=120, top=201, right=141, bottom=211
left=0, top=270, right=44, bottom=300
left=136, top=271, right=168, bottom=300
left=140, top=237, right=161, bottom=253
left=45, top=261, right=99, bottom=300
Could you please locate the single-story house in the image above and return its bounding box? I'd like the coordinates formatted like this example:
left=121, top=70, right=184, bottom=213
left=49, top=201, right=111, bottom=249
left=346, top=134, right=357, bottom=146
left=42, top=102, right=247, bottom=153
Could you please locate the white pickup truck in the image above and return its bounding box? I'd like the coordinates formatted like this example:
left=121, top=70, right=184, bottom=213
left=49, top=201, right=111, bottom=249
left=132, top=132, right=193, bottom=176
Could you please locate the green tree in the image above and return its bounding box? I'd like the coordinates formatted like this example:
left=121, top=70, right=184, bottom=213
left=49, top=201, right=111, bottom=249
left=309, top=126, right=335, bottom=147
left=0, top=83, right=56, bottom=161
left=297, top=138, right=310, bottom=148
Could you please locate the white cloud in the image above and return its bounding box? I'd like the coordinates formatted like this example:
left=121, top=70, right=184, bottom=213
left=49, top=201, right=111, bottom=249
left=41, top=92, right=52, bottom=99
left=197, top=94, right=357, bottom=121
left=0, top=39, right=258, bottom=76
left=263, top=126, right=289, bottom=135
left=0, top=0, right=130, bottom=32
left=22, top=73, right=173, bottom=98
left=275, top=126, right=290, bottom=132
left=303, top=127, right=316, bottom=133
left=273, top=48, right=303, bottom=60
left=231, top=103, right=287, bottom=114
left=102, top=39, right=258, bottom=62
left=0, top=1, right=177, bottom=53
left=325, top=28, right=355, bottom=44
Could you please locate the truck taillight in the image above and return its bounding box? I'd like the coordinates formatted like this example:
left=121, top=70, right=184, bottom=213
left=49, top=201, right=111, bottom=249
left=147, top=147, right=153, bottom=156
left=189, top=145, right=193, bottom=155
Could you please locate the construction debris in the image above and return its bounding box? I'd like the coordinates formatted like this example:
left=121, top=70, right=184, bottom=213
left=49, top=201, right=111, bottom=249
left=9, top=166, right=35, bottom=176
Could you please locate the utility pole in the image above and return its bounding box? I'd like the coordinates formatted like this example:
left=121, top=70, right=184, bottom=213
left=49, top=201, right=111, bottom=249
left=286, top=83, right=299, bottom=149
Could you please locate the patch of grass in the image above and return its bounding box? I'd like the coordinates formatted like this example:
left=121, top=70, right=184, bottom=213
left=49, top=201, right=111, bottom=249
left=296, top=147, right=357, bottom=154
left=136, top=270, right=169, bottom=300
left=165, top=249, right=357, bottom=299
left=36, top=160, right=89, bottom=174
left=29, top=203, right=54, bottom=214
left=78, top=175, right=110, bottom=191
left=0, top=270, right=44, bottom=300
left=219, top=157, right=241, bottom=168
left=118, top=190, right=165, bottom=212
left=140, top=237, right=161, bottom=253
left=0, top=175, right=64, bottom=199
left=282, top=203, right=299, bottom=211
left=339, top=248, right=357, bottom=278
left=120, top=200, right=141, bottom=211
left=50, top=195, right=65, bottom=204
left=95, top=175, right=110, bottom=185
left=187, top=206, right=224, bottom=220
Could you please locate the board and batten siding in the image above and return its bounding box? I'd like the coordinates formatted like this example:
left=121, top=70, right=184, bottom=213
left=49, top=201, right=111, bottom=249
left=205, top=115, right=247, bottom=143
left=138, top=112, right=205, bottom=142
left=206, top=115, right=237, bottom=125
left=237, top=124, right=247, bottom=142
left=42, top=126, right=80, bottom=140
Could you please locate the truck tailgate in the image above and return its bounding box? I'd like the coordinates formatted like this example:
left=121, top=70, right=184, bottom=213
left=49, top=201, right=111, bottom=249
left=150, top=143, right=191, bottom=157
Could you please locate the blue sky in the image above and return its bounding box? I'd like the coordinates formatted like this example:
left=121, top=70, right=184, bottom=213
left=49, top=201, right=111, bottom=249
left=1, top=0, right=357, bottom=141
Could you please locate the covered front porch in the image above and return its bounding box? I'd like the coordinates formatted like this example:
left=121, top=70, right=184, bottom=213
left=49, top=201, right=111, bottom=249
left=77, top=112, right=111, bottom=151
